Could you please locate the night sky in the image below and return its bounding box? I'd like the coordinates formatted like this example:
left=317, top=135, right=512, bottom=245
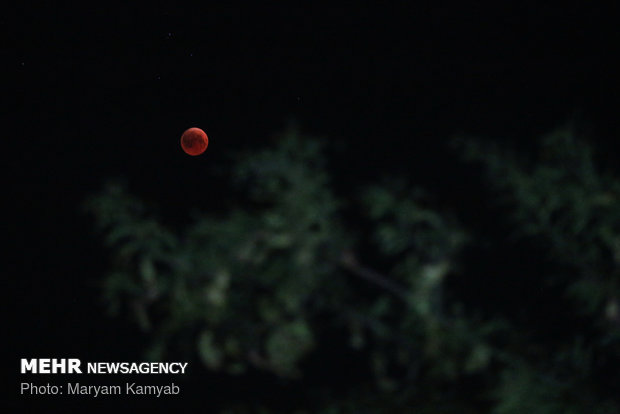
left=6, top=1, right=620, bottom=410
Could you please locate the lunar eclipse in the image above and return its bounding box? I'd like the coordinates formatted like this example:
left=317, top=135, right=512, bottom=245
left=181, top=127, right=209, bottom=156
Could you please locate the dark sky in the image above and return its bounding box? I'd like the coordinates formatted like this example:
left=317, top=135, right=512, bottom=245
left=6, top=1, right=619, bottom=410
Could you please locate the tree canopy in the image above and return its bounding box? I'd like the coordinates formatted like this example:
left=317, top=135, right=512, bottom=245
left=85, top=126, right=620, bottom=413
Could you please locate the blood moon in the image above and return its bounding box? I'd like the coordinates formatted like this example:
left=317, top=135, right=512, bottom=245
left=180, top=127, right=209, bottom=156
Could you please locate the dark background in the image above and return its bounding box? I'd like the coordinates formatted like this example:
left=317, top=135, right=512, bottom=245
left=6, top=1, right=619, bottom=411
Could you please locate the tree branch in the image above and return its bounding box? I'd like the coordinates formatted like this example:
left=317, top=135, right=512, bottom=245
left=339, top=250, right=411, bottom=303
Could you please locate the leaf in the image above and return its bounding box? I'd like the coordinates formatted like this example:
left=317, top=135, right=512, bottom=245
left=197, top=331, right=223, bottom=370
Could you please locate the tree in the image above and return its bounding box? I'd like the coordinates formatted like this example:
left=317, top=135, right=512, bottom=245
left=85, top=126, right=619, bottom=413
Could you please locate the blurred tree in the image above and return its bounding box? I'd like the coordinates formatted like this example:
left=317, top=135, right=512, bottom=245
left=454, top=126, right=620, bottom=413
left=85, top=125, right=619, bottom=413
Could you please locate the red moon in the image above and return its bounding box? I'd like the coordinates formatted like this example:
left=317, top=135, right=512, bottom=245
left=180, top=127, right=209, bottom=156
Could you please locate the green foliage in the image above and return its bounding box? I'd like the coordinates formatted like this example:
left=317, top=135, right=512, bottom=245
left=455, top=126, right=620, bottom=413
left=456, top=127, right=620, bottom=323
left=87, top=130, right=348, bottom=379
left=86, top=125, right=620, bottom=412
left=493, top=362, right=619, bottom=414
